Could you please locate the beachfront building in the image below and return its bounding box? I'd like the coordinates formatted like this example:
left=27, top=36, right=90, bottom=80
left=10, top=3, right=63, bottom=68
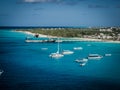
left=117, top=34, right=120, bottom=41
left=99, top=28, right=112, bottom=32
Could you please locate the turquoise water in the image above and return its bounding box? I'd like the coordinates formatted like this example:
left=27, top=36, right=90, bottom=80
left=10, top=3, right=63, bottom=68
left=0, top=30, right=120, bottom=90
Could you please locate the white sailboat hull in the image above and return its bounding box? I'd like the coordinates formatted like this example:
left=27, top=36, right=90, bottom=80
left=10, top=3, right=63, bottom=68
left=49, top=38, right=64, bottom=58
left=49, top=53, right=64, bottom=58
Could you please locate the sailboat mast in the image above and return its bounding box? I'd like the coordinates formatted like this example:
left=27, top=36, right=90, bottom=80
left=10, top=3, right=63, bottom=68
left=57, top=38, right=59, bottom=53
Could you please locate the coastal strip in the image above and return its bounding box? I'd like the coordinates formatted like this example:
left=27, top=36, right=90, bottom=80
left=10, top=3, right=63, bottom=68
left=13, top=30, right=120, bottom=43
left=13, top=30, right=50, bottom=38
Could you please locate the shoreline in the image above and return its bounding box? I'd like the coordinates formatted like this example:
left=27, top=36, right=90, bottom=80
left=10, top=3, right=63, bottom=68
left=13, top=30, right=50, bottom=38
left=14, top=30, right=120, bottom=43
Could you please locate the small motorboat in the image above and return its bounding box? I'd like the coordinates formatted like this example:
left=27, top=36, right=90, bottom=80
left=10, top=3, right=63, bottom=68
left=73, top=47, right=83, bottom=50
left=62, top=50, right=74, bottom=55
left=80, top=63, right=86, bottom=66
left=88, top=54, right=103, bottom=60
left=105, top=54, right=112, bottom=56
left=75, top=58, right=88, bottom=63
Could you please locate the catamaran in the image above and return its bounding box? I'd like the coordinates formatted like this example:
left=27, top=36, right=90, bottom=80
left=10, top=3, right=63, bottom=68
left=49, top=38, right=64, bottom=58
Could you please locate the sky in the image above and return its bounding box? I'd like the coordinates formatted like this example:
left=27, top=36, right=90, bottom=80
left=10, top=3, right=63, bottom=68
left=0, top=0, right=120, bottom=27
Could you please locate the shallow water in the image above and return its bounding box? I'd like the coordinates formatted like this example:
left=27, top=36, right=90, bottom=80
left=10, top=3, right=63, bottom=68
left=0, top=30, right=120, bottom=90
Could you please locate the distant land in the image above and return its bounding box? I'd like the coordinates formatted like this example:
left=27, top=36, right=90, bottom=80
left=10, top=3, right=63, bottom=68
left=15, top=26, right=120, bottom=42
left=0, top=26, right=89, bottom=29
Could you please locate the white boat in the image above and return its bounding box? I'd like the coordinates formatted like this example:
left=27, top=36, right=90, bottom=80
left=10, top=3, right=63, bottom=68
left=88, top=54, right=103, bottom=60
left=80, top=63, right=86, bottom=66
left=73, top=47, right=83, bottom=50
left=49, top=52, right=64, bottom=58
left=62, top=50, right=74, bottom=55
left=49, top=38, right=64, bottom=58
left=105, top=54, right=112, bottom=56
left=75, top=58, right=88, bottom=63
left=0, top=70, right=3, bottom=76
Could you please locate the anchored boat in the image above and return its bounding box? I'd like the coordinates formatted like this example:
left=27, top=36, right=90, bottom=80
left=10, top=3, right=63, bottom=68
left=75, top=58, right=88, bottom=63
left=49, top=38, right=64, bottom=58
left=80, top=62, right=86, bottom=66
left=88, top=54, right=103, bottom=60
left=62, top=50, right=74, bottom=55
left=73, top=47, right=83, bottom=50
left=105, top=54, right=112, bottom=56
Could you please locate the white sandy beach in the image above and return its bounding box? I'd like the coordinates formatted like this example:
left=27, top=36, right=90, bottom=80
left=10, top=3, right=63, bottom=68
left=13, top=30, right=56, bottom=38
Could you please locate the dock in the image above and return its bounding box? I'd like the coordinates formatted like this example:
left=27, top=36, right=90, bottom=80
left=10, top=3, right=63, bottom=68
left=25, top=40, right=56, bottom=43
left=25, top=38, right=102, bottom=43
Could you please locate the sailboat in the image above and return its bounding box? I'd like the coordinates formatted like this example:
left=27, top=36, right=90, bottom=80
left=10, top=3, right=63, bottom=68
left=49, top=38, right=64, bottom=58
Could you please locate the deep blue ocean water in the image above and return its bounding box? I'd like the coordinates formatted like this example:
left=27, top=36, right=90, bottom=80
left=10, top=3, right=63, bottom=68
left=0, top=29, right=120, bottom=90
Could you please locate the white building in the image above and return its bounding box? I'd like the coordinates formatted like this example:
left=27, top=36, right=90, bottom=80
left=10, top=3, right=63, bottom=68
left=99, top=28, right=112, bottom=32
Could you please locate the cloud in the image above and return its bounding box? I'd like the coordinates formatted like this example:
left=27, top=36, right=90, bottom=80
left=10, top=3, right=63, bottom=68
left=23, top=0, right=61, bottom=3
left=21, top=0, right=86, bottom=5
left=16, top=0, right=60, bottom=4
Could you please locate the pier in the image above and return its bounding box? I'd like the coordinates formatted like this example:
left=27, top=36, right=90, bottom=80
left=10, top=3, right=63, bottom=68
left=25, top=39, right=56, bottom=43
left=25, top=38, right=102, bottom=43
